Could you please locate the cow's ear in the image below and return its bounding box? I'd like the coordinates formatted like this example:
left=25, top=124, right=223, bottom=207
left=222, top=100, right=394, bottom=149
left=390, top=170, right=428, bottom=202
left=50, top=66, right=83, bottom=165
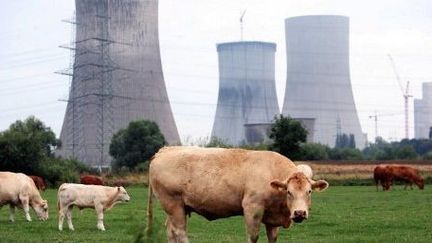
left=270, top=180, right=287, bottom=191
left=311, top=180, right=329, bottom=192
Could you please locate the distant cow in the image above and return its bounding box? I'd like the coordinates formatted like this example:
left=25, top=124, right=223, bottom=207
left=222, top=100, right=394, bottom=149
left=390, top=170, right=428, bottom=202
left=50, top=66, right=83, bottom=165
left=29, top=175, right=47, bottom=191
left=387, top=165, right=424, bottom=190
left=373, top=165, right=391, bottom=191
left=80, top=175, right=103, bottom=185
left=147, top=146, right=329, bottom=243
left=58, top=183, right=130, bottom=231
left=0, top=172, right=49, bottom=222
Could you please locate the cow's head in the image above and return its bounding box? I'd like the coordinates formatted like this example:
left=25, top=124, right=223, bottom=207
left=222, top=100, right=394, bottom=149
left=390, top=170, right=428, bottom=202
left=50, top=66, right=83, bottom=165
left=117, top=186, right=130, bottom=202
left=415, top=177, right=425, bottom=190
left=270, top=172, right=328, bottom=223
left=32, top=199, right=48, bottom=221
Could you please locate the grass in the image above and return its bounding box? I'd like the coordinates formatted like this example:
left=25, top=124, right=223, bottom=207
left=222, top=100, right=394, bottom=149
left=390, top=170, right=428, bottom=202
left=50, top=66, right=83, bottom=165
left=1, top=185, right=432, bottom=242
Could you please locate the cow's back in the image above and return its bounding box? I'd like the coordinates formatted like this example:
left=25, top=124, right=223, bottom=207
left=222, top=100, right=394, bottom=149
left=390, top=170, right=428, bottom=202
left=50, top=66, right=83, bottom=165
left=149, top=146, right=296, bottom=219
left=0, top=172, right=37, bottom=202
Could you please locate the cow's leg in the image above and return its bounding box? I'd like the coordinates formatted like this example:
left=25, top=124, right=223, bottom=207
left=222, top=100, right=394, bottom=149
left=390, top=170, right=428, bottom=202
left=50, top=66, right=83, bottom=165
left=58, top=204, right=67, bottom=231
left=95, top=205, right=105, bottom=231
left=243, top=204, right=264, bottom=243
left=66, top=205, right=75, bottom=231
left=9, top=204, right=15, bottom=222
left=19, top=195, right=31, bottom=222
left=165, top=218, right=177, bottom=243
left=265, top=224, right=279, bottom=243
left=167, top=206, right=189, bottom=243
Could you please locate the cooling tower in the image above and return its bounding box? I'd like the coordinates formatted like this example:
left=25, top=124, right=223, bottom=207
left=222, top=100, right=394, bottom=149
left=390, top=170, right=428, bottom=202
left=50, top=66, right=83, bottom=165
left=282, top=15, right=366, bottom=148
left=414, top=82, right=432, bottom=138
left=57, top=0, right=179, bottom=168
left=211, top=41, right=280, bottom=145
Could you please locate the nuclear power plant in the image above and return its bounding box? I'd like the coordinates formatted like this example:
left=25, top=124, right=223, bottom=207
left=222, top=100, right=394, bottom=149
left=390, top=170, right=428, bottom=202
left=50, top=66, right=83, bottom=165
left=414, top=82, right=432, bottom=138
left=282, top=15, right=366, bottom=148
left=57, top=0, right=179, bottom=168
left=211, top=41, right=280, bottom=145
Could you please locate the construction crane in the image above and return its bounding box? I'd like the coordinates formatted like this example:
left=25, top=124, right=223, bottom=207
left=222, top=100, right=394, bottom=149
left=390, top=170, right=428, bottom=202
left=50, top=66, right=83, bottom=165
left=240, top=9, right=247, bottom=41
left=387, top=54, right=412, bottom=139
left=368, top=111, right=401, bottom=140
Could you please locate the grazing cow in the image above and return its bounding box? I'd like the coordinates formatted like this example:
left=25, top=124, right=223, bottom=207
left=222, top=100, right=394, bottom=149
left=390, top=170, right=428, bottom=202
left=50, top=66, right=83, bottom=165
left=80, top=175, right=104, bottom=185
left=296, top=164, right=313, bottom=179
left=29, top=175, right=47, bottom=191
left=147, top=146, right=329, bottom=243
left=57, top=183, right=130, bottom=231
left=386, top=165, right=424, bottom=190
left=373, top=165, right=391, bottom=191
left=0, top=172, right=49, bottom=222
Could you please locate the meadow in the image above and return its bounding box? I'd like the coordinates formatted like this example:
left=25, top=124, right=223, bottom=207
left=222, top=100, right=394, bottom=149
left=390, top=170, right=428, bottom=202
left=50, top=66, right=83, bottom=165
left=1, top=185, right=432, bottom=242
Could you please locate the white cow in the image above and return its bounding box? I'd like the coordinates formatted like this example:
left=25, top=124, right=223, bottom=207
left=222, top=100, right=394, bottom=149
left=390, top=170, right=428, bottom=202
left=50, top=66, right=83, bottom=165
left=57, top=183, right=130, bottom=231
left=296, top=164, right=313, bottom=179
left=0, top=172, right=49, bottom=222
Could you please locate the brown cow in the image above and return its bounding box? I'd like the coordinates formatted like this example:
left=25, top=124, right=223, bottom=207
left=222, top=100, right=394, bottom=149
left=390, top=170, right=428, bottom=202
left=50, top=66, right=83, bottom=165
left=386, top=165, right=424, bottom=190
left=373, top=165, right=391, bottom=191
left=147, top=146, right=329, bottom=243
left=29, top=175, right=47, bottom=191
left=80, top=175, right=104, bottom=185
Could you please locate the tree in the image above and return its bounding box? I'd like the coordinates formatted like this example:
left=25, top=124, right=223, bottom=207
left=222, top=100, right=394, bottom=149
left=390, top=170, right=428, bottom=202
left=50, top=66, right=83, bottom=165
left=0, top=116, right=60, bottom=174
left=300, top=143, right=329, bottom=160
left=109, top=120, right=166, bottom=170
left=269, top=115, right=307, bottom=160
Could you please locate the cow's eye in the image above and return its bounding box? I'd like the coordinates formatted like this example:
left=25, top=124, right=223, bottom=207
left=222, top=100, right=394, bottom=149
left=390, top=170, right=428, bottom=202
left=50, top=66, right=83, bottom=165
left=287, top=190, right=293, bottom=197
left=308, top=190, right=312, bottom=194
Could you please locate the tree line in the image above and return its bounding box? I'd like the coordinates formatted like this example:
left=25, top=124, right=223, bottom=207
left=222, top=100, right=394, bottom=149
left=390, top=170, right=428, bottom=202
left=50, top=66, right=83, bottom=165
left=1, top=115, right=432, bottom=184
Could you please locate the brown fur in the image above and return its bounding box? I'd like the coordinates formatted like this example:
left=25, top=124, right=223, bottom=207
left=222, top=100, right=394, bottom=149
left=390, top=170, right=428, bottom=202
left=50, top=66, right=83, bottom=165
left=80, top=175, right=103, bottom=185
left=374, top=165, right=424, bottom=191
left=28, top=175, right=47, bottom=191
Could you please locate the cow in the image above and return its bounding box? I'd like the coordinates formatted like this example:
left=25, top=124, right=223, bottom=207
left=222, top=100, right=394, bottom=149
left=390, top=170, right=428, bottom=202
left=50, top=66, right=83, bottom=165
left=146, top=146, right=329, bottom=243
left=0, top=172, right=49, bottom=222
left=57, top=183, right=130, bottom=231
left=373, top=165, right=391, bottom=191
left=296, top=164, right=313, bottom=179
left=80, top=175, right=104, bottom=185
left=29, top=175, right=47, bottom=191
left=386, top=165, right=424, bottom=190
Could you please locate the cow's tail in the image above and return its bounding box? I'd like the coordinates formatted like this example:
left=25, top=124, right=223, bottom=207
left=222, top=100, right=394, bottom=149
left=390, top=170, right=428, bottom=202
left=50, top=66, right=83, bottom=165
left=145, top=176, right=153, bottom=237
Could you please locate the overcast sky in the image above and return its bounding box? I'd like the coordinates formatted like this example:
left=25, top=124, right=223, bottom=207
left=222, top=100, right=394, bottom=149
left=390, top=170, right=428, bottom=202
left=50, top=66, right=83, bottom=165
left=1, top=0, right=431, bottom=144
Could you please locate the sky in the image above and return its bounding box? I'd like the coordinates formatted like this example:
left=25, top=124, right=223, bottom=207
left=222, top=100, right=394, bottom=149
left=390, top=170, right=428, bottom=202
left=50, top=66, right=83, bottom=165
left=0, top=0, right=431, bottom=145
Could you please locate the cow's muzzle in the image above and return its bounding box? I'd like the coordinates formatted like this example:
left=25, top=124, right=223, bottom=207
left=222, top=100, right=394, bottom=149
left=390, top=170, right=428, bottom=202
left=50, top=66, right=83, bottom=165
left=292, top=210, right=307, bottom=223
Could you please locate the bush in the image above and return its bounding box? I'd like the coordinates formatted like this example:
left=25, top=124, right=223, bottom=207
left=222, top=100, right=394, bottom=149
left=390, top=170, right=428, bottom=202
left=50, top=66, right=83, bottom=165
left=329, top=148, right=364, bottom=160
left=206, top=137, right=232, bottom=148
left=110, top=120, right=166, bottom=170
left=300, top=143, right=330, bottom=160
left=38, top=158, right=89, bottom=187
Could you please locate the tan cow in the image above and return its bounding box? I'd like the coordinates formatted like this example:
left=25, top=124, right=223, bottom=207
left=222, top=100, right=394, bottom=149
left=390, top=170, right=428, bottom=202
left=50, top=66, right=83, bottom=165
left=147, top=146, right=329, bottom=243
left=296, top=164, right=313, bottom=179
left=57, top=183, right=130, bottom=231
left=0, top=172, right=49, bottom=222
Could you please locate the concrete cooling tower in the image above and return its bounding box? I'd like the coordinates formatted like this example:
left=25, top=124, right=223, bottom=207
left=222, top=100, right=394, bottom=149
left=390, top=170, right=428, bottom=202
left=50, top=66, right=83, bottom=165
left=414, top=82, right=432, bottom=138
left=282, top=15, right=366, bottom=148
left=57, top=0, right=179, bottom=168
left=211, top=41, right=280, bottom=145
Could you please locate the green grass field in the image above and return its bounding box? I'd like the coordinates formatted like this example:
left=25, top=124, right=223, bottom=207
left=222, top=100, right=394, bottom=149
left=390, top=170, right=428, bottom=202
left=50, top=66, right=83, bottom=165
left=1, top=186, right=432, bottom=242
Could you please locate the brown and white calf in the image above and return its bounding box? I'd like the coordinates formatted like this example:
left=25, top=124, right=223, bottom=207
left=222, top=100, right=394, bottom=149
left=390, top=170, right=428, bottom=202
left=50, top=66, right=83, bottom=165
left=147, top=146, right=329, bottom=243
left=0, top=172, right=49, bottom=222
left=57, top=183, right=130, bottom=231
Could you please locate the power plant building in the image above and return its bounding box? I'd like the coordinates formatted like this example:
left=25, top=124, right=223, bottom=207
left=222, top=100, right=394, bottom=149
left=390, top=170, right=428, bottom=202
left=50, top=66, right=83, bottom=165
left=57, top=0, right=180, bottom=168
left=282, top=15, right=366, bottom=148
left=212, top=41, right=280, bottom=145
left=414, top=82, right=432, bottom=139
